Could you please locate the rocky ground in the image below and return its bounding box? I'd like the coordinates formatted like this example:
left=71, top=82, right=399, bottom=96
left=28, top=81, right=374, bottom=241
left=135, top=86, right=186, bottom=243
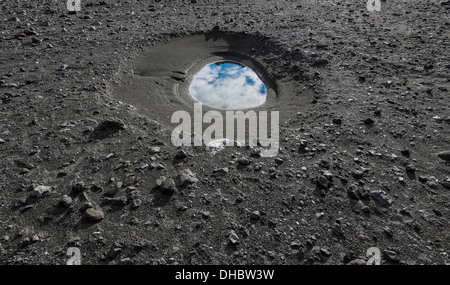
left=0, top=0, right=449, bottom=265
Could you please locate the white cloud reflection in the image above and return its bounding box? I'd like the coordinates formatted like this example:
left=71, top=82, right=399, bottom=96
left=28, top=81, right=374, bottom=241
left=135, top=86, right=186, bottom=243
left=190, top=62, right=267, bottom=110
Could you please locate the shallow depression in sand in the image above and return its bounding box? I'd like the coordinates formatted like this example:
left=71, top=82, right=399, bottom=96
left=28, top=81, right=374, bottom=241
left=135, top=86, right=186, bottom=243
left=190, top=62, right=267, bottom=110
left=111, top=32, right=314, bottom=126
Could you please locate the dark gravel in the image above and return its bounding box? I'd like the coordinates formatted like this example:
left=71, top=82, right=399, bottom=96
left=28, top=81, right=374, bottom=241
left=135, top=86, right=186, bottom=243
left=0, top=0, right=449, bottom=265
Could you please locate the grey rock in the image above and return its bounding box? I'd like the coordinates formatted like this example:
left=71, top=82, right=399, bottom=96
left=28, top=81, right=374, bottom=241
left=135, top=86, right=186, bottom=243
left=346, top=259, right=366, bottom=265
left=316, top=175, right=329, bottom=189
left=358, top=187, right=370, bottom=200
left=322, top=170, right=333, bottom=181
left=418, top=176, right=428, bottom=183
left=250, top=211, right=261, bottom=220
left=347, top=184, right=360, bottom=200
left=21, top=205, right=34, bottom=212
left=126, top=190, right=140, bottom=201
left=299, top=140, right=308, bottom=149
left=82, top=208, right=104, bottom=223
left=14, top=199, right=27, bottom=208
left=175, top=149, right=188, bottom=159
left=149, top=163, right=165, bottom=170
left=149, top=147, right=161, bottom=155
left=213, top=167, right=229, bottom=175
left=250, top=148, right=262, bottom=157
left=332, top=225, right=345, bottom=237
left=383, top=250, right=400, bottom=263
left=384, top=227, right=394, bottom=237
left=102, top=196, right=127, bottom=206
left=72, top=182, right=86, bottom=194
left=118, top=258, right=131, bottom=265
left=31, top=37, right=41, bottom=44
left=162, top=179, right=176, bottom=194
left=229, top=231, right=240, bottom=245
left=332, top=118, right=342, bottom=125
left=361, top=205, right=370, bottom=213
left=238, top=157, right=251, bottom=165
left=90, top=119, right=125, bottom=140
left=367, top=56, right=379, bottom=63
left=401, top=148, right=410, bottom=157
left=320, top=247, right=332, bottom=257
left=30, top=185, right=51, bottom=198
left=80, top=202, right=93, bottom=212
left=364, top=118, right=375, bottom=125
left=312, top=58, right=329, bottom=67
left=370, top=190, right=393, bottom=206
left=352, top=170, right=364, bottom=179
left=315, top=212, right=325, bottom=219
left=107, top=245, right=122, bottom=260
left=442, top=178, right=450, bottom=189
left=58, top=64, right=68, bottom=71
left=405, top=164, right=416, bottom=173
left=31, top=235, right=40, bottom=243
left=437, top=151, right=450, bottom=161
left=19, top=237, right=31, bottom=248
left=131, top=199, right=142, bottom=209
left=59, top=195, right=73, bottom=207
left=175, top=169, right=198, bottom=187
left=290, top=241, right=302, bottom=249
left=201, top=211, right=211, bottom=219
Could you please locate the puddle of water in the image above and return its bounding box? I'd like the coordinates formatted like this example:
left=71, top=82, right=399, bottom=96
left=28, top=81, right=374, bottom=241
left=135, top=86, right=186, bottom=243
left=190, top=62, right=267, bottom=110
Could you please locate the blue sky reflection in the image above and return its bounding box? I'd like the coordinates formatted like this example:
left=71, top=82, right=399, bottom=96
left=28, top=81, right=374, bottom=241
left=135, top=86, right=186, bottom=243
left=190, top=62, right=267, bottom=110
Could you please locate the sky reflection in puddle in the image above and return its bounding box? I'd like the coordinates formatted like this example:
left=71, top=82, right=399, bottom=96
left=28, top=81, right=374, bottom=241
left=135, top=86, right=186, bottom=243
left=190, top=62, right=267, bottom=110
